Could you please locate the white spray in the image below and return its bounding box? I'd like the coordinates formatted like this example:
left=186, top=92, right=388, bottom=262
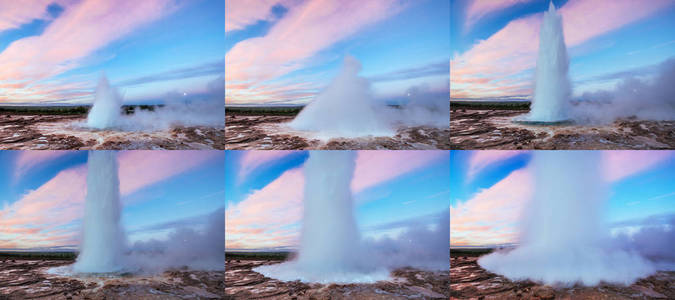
left=522, top=1, right=571, bottom=122
left=86, top=76, right=123, bottom=129
left=254, top=151, right=388, bottom=283
left=73, top=151, right=126, bottom=273
left=289, top=56, right=393, bottom=138
left=479, top=151, right=655, bottom=286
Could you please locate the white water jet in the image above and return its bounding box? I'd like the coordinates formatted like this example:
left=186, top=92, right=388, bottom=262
left=479, top=151, right=655, bottom=286
left=288, top=56, right=393, bottom=138
left=254, top=151, right=388, bottom=283
left=521, top=1, right=571, bottom=123
left=73, top=151, right=126, bottom=273
left=87, top=75, right=122, bottom=129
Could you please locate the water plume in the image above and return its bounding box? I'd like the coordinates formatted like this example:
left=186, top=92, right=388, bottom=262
left=479, top=151, right=654, bottom=286
left=289, top=56, right=393, bottom=138
left=73, top=151, right=126, bottom=273
left=520, top=1, right=571, bottom=123
left=86, top=76, right=123, bottom=130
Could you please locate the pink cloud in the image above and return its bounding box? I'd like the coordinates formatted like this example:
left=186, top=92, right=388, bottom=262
left=225, top=0, right=405, bottom=104
left=238, top=150, right=299, bottom=180
left=0, top=0, right=179, bottom=103
left=602, top=150, right=674, bottom=182
left=225, top=0, right=287, bottom=32
left=0, top=0, right=57, bottom=32
left=467, top=150, right=524, bottom=180
left=452, top=0, right=674, bottom=98
left=451, top=169, right=532, bottom=246
left=13, top=151, right=76, bottom=181
left=464, top=0, right=535, bottom=31
left=352, top=150, right=447, bottom=193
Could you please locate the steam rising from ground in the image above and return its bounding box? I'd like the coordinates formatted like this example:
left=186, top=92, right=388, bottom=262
left=84, top=75, right=223, bottom=131
left=573, top=58, right=675, bottom=123
left=254, top=151, right=448, bottom=284
left=289, top=56, right=448, bottom=138
left=479, top=151, right=655, bottom=286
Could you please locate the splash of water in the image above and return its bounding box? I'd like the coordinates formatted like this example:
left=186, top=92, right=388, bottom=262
left=288, top=56, right=393, bottom=138
left=254, top=151, right=388, bottom=283
left=479, top=151, right=655, bottom=286
left=522, top=2, right=571, bottom=123
left=73, top=151, right=126, bottom=273
left=86, top=76, right=122, bottom=129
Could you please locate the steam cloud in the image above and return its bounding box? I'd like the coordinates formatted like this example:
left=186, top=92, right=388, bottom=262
left=572, top=58, right=675, bottom=123
left=289, top=56, right=448, bottom=138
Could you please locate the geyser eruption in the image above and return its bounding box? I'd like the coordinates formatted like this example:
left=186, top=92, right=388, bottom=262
left=86, top=75, right=122, bottom=129
left=73, top=151, right=126, bottom=273
left=254, top=151, right=388, bottom=283
left=479, top=151, right=655, bottom=286
left=289, top=56, right=392, bottom=138
left=520, top=1, right=571, bottom=123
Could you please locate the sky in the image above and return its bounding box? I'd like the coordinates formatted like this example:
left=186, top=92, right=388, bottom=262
left=0, top=0, right=224, bottom=105
left=225, top=150, right=450, bottom=251
left=450, top=150, right=675, bottom=247
left=225, top=0, right=450, bottom=105
left=450, top=0, right=675, bottom=99
left=0, top=150, right=224, bottom=250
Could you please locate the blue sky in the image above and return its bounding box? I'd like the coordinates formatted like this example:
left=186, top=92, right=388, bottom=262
left=450, top=0, right=675, bottom=99
left=450, top=150, right=675, bottom=246
left=0, top=0, right=224, bottom=105
left=225, top=150, right=450, bottom=250
left=225, top=0, right=450, bottom=105
left=0, top=151, right=224, bottom=250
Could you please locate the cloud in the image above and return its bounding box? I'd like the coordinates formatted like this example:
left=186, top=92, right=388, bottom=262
left=369, top=60, right=450, bottom=82
left=13, top=150, right=76, bottom=181
left=0, top=151, right=221, bottom=249
left=451, top=169, right=532, bottom=246
left=603, top=151, right=674, bottom=182
left=464, top=0, right=534, bottom=32
left=117, top=60, right=224, bottom=87
left=452, top=0, right=674, bottom=98
left=225, top=0, right=405, bottom=104
left=0, top=0, right=57, bottom=32
left=225, top=0, right=288, bottom=32
left=467, top=150, right=524, bottom=180
left=352, top=150, right=447, bottom=193
left=0, top=0, right=179, bottom=103
left=238, top=150, right=299, bottom=180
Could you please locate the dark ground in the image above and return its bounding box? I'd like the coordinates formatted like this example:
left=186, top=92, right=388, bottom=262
left=450, top=109, right=675, bottom=149
left=225, top=114, right=450, bottom=150
left=450, top=249, right=675, bottom=299
left=225, top=255, right=449, bottom=299
left=0, top=257, right=224, bottom=299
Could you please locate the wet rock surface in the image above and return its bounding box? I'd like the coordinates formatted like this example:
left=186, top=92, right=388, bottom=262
left=450, top=255, right=675, bottom=299
left=0, top=114, right=224, bottom=150
left=0, top=258, right=224, bottom=299
left=450, top=109, right=675, bottom=149
left=226, top=114, right=450, bottom=150
left=225, top=258, right=449, bottom=299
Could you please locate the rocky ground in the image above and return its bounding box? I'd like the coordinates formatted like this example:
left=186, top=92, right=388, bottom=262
left=0, top=114, right=224, bottom=150
left=450, top=255, right=675, bottom=299
left=450, top=109, right=675, bottom=149
left=0, top=258, right=224, bottom=299
left=225, top=258, right=449, bottom=299
left=226, top=114, right=451, bottom=150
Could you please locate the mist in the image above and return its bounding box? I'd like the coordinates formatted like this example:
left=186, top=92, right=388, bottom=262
left=572, top=58, right=675, bottom=123
left=128, top=208, right=225, bottom=273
